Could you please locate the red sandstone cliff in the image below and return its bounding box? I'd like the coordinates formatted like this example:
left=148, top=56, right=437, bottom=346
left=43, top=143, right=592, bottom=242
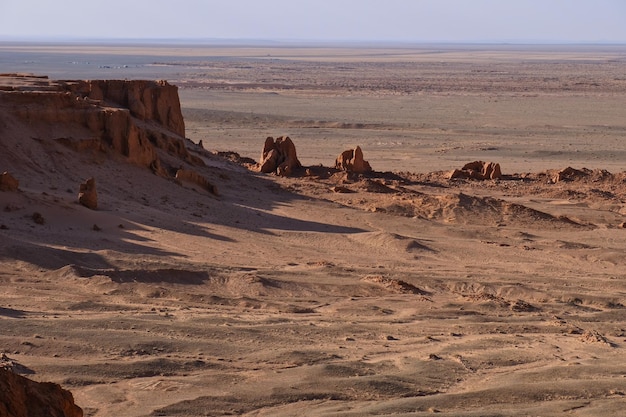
left=0, top=74, right=201, bottom=176
left=70, top=79, right=186, bottom=138
left=0, top=368, right=83, bottom=417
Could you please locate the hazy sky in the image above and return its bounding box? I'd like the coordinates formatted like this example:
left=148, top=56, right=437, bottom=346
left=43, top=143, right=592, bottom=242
left=1, top=0, right=625, bottom=43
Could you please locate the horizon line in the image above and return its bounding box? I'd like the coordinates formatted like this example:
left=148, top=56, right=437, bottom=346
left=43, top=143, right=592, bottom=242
left=1, top=36, right=626, bottom=47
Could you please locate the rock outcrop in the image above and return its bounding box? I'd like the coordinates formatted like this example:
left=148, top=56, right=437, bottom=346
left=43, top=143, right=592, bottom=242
left=78, top=79, right=185, bottom=138
left=335, top=146, right=372, bottom=174
left=553, top=166, right=589, bottom=182
left=78, top=178, right=98, bottom=209
left=0, top=171, right=19, bottom=191
left=0, top=368, right=83, bottom=417
left=259, top=136, right=301, bottom=176
left=449, top=161, right=502, bottom=180
left=175, top=169, right=218, bottom=195
left=0, top=74, right=201, bottom=178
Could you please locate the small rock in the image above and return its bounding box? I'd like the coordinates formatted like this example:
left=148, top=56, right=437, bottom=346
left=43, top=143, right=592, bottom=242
left=92, top=224, right=102, bottom=232
left=0, top=171, right=19, bottom=191
left=331, top=186, right=353, bottom=193
left=32, top=212, right=45, bottom=225
left=78, top=177, right=98, bottom=210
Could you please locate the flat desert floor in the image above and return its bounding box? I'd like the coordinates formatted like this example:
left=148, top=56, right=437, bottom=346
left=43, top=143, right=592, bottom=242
left=1, top=43, right=626, bottom=416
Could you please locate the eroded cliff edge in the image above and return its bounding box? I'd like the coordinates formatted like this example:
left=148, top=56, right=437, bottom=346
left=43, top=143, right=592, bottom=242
left=0, top=73, right=202, bottom=177
left=0, top=367, right=83, bottom=417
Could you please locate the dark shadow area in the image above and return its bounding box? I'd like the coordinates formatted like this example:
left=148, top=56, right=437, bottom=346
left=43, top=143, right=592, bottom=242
left=0, top=307, right=27, bottom=318
left=45, top=358, right=218, bottom=381
left=212, top=203, right=367, bottom=235
left=72, top=267, right=211, bottom=285
left=0, top=241, right=116, bottom=271
left=107, top=211, right=238, bottom=243
left=0, top=357, right=35, bottom=375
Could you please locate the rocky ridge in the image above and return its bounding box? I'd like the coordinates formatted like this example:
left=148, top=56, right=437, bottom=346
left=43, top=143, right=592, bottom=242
left=0, top=73, right=203, bottom=178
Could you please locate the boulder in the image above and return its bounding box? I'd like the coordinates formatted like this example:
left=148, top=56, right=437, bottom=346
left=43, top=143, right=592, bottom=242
left=0, top=368, right=83, bottom=417
left=449, top=161, right=502, bottom=180
left=259, top=136, right=301, bottom=176
left=78, top=178, right=98, bottom=209
left=32, top=212, right=45, bottom=225
left=335, top=146, right=372, bottom=174
left=0, top=171, right=19, bottom=191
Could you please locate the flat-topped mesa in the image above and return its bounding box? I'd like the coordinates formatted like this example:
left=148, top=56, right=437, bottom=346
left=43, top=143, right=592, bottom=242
left=0, top=75, right=200, bottom=175
left=70, top=79, right=185, bottom=138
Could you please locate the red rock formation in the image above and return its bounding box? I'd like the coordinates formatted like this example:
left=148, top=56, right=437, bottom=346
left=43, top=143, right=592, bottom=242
left=68, top=79, right=185, bottom=138
left=259, top=136, right=302, bottom=176
left=554, top=166, right=588, bottom=182
left=175, top=169, right=218, bottom=195
left=78, top=178, right=98, bottom=210
left=0, top=368, right=83, bottom=417
left=449, top=161, right=502, bottom=180
left=0, top=171, right=19, bottom=191
left=335, top=146, right=372, bottom=174
left=0, top=74, right=200, bottom=177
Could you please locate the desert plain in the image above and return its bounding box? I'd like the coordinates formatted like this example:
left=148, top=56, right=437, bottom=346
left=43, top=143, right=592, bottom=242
left=1, top=43, right=626, bottom=416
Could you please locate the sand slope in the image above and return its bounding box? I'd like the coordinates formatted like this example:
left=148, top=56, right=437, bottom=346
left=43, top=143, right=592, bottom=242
left=3, top=139, right=626, bottom=416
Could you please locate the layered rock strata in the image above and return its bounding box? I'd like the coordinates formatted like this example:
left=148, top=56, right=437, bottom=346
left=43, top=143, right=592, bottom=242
left=0, top=74, right=200, bottom=175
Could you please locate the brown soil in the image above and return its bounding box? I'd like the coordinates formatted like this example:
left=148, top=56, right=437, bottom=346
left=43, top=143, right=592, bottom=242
left=1, top=44, right=626, bottom=416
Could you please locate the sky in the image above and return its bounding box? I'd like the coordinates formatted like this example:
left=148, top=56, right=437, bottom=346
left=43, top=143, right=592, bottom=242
left=1, top=0, right=625, bottom=43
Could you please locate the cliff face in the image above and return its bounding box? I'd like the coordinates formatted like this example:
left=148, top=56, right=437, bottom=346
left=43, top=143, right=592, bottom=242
left=0, top=74, right=199, bottom=175
left=0, top=368, right=83, bottom=417
left=71, top=79, right=186, bottom=138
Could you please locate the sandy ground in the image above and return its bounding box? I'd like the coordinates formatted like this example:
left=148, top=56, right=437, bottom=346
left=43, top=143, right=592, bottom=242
left=1, top=43, right=626, bottom=416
